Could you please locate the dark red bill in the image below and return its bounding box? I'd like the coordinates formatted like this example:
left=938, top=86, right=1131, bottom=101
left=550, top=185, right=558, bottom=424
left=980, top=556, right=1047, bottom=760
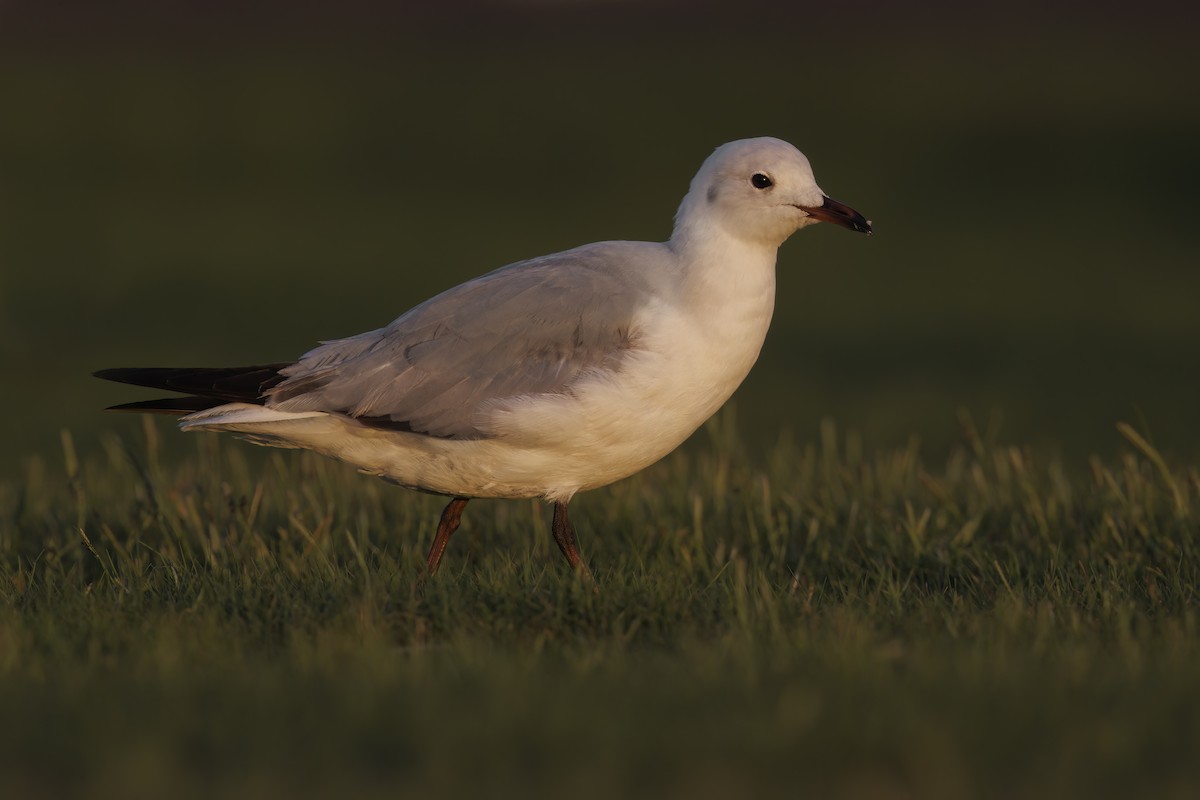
left=797, top=196, right=872, bottom=234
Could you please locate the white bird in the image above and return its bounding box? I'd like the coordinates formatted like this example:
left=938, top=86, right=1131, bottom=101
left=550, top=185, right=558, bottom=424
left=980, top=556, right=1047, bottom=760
left=96, top=137, right=871, bottom=579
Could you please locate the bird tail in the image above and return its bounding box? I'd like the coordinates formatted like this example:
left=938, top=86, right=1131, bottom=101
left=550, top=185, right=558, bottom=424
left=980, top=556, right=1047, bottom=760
left=93, top=364, right=290, bottom=415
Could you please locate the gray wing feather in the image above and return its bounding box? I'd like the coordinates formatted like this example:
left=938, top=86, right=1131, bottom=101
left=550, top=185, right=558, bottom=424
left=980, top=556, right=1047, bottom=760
left=266, top=242, right=664, bottom=439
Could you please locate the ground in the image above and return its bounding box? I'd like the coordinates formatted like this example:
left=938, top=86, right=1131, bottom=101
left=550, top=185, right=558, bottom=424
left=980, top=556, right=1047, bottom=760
left=3, top=415, right=1198, bottom=798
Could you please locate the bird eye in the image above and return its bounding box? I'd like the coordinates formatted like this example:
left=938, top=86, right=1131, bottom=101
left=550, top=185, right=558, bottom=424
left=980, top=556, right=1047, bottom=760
left=751, top=173, right=773, bottom=190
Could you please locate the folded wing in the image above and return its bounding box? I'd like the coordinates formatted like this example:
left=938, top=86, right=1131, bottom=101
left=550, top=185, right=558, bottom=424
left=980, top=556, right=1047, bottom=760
left=267, top=243, right=658, bottom=439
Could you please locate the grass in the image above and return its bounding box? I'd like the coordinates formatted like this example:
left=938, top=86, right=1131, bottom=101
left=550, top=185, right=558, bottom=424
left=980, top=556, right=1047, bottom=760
left=3, top=413, right=1199, bottom=798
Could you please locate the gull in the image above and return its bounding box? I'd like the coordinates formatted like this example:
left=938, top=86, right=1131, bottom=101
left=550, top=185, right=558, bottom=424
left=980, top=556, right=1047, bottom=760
left=96, top=137, right=871, bottom=580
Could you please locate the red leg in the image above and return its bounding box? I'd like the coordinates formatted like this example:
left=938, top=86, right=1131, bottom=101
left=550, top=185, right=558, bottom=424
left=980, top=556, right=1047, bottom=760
left=426, top=497, right=469, bottom=575
left=551, top=501, right=596, bottom=584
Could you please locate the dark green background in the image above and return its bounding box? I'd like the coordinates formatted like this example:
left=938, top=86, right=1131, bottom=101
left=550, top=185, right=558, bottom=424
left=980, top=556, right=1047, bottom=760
left=2, top=2, right=1198, bottom=471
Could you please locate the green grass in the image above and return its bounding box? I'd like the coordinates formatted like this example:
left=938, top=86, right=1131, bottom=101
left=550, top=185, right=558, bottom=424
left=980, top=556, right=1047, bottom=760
left=3, top=413, right=1199, bottom=798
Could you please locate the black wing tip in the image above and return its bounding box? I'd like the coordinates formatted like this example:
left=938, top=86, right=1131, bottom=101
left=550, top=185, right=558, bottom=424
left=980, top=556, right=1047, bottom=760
left=92, top=364, right=290, bottom=401
left=94, top=367, right=137, bottom=381
left=93, top=366, right=197, bottom=387
left=103, top=396, right=223, bottom=415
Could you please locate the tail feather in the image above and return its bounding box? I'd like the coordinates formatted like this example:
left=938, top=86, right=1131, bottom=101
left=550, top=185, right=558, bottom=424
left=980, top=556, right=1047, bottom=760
left=94, top=364, right=291, bottom=416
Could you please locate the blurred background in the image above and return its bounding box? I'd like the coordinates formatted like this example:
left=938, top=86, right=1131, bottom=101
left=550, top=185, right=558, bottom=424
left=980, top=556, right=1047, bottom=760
left=2, top=0, right=1198, bottom=474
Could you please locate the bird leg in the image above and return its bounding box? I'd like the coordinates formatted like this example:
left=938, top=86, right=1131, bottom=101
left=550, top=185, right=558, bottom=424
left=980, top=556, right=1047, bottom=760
left=426, top=497, right=469, bottom=575
left=552, top=500, right=595, bottom=584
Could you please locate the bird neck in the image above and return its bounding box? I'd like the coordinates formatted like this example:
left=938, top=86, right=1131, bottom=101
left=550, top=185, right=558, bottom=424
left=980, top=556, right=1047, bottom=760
left=667, top=214, right=779, bottom=318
